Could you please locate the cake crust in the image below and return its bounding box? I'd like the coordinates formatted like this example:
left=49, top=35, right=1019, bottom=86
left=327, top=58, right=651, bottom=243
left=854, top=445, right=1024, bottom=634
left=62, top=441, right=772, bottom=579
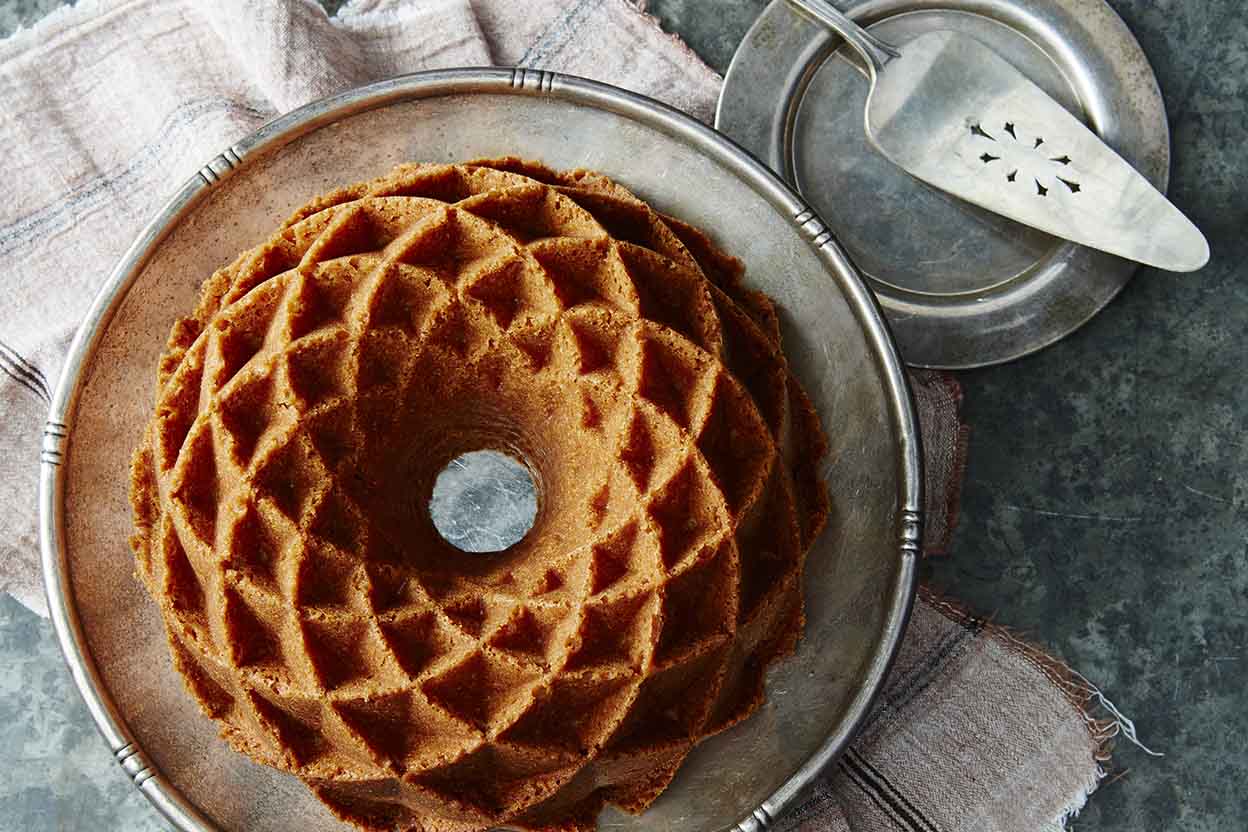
left=129, top=158, right=828, bottom=832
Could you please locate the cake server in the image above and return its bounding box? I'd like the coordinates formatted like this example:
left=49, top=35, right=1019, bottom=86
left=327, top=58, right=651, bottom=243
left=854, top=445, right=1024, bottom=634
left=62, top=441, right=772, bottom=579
left=786, top=0, right=1209, bottom=272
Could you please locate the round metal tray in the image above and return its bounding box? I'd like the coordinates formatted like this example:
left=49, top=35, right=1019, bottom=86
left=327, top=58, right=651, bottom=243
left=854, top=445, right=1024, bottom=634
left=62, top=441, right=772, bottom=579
left=40, top=69, right=920, bottom=832
left=717, top=0, right=1170, bottom=368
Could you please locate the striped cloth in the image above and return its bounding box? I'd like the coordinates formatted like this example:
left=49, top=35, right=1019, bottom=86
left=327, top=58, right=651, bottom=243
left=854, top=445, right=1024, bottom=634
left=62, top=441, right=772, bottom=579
left=0, top=1, right=1113, bottom=829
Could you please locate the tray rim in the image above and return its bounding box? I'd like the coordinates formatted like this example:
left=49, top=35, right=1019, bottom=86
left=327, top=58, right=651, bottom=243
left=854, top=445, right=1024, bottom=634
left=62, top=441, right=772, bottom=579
left=38, top=67, right=921, bottom=832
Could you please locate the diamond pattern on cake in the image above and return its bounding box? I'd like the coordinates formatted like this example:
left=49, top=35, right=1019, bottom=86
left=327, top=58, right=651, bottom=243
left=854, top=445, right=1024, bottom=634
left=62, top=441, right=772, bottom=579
left=466, top=253, right=559, bottom=332
left=292, top=547, right=362, bottom=612
left=286, top=264, right=359, bottom=340
left=222, top=504, right=284, bottom=595
left=162, top=519, right=206, bottom=621
left=342, top=691, right=481, bottom=773
left=207, top=287, right=282, bottom=390
left=301, top=618, right=399, bottom=693
left=222, top=584, right=283, bottom=668
left=362, top=328, right=417, bottom=392
left=169, top=638, right=234, bottom=718
left=365, top=262, right=450, bottom=336
left=284, top=331, right=351, bottom=410
left=168, top=424, right=220, bottom=546
left=508, top=320, right=559, bottom=373
left=330, top=690, right=415, bottom=768
left=655, top=541, right=737, bottom=665
left=154, top=348, right=204, bottom=471
left=252, top=435, right=327, bottom=523
left=248, top=691, right=328, bottom=768
left=565, top=593, right=658, bottom=672
left=422, top=651, right=542, bottom=733
left=646, top=460, right=727, bottom=571
left=217, top=372, right=280, bottom=468
left=299, top=401, right=357, bottom=472
left=587, top=520, right=655, bottom=597
left=634, top=333, right=712, bottom=430
left=616, top=407, right=659, bottom=495
left=441, top=596, right=492, bottom=639
left=458, top=185, right=602, bottom=245
left=621, top=244, right=720, bottom=354
left=605, top=641, right=730, bottom=752
left=695, top=372, right=775, bottom=513
left=486, top=605, right=575, bottom=669
left=409, top=742, right=580, bottom=819
left=736, top=471, right=804, bottom=626
left=530, top=237, right=637, bottom=313
left=500, top=673, right=636, bottom=754
left=377, top=609, right=464, bottom=679
left=563, top=311, right=627, bottom=378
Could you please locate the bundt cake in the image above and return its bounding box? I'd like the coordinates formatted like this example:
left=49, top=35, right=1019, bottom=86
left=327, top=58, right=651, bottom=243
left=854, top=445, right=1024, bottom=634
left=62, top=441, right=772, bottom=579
left=129, top=158, right=829, bottom=831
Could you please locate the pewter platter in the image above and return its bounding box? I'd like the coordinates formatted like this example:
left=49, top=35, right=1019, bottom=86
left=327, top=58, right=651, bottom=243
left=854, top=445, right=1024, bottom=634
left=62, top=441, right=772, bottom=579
left=40, top=69, right=920, bottom=832
left=718, top=0, right=1170, bottom=368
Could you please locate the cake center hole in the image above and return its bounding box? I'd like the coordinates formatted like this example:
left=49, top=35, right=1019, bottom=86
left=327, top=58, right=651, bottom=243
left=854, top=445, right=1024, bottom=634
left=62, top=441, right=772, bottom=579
left=429, top=450, right=538, bottom=553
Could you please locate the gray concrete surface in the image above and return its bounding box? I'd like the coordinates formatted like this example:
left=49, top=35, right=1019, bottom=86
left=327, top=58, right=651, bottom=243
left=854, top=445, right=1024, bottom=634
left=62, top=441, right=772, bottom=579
left=0, top=0, right=1244, bottom=829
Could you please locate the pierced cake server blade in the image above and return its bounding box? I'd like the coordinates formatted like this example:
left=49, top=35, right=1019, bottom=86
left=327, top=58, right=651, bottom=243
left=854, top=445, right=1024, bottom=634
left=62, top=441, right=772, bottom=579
left=787, top=0, right=1210, bottom=272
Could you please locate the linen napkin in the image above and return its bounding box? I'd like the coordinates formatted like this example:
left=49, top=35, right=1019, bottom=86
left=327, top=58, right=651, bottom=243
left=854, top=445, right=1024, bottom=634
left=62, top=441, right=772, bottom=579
left=0, top=1, right=1122, bottom=829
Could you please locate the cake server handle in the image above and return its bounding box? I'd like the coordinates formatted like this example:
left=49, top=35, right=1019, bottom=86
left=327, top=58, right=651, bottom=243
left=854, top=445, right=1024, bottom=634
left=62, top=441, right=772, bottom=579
left=786, top=0, right=900, bottom=78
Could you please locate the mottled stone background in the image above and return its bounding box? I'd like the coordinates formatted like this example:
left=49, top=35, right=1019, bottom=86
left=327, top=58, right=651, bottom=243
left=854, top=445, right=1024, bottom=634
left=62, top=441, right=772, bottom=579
left=1, top=0, right=1244, bottom=830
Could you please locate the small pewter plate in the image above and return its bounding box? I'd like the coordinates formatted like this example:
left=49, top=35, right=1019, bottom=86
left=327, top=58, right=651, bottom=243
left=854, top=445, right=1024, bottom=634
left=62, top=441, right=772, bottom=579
left=717, top=0, right=1170, bottom=368
left=40, top=70, right=919, bottom=832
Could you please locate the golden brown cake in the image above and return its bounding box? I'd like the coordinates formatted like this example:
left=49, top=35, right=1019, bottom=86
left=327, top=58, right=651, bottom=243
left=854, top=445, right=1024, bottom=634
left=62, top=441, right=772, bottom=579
left=129, top=158, right=828, bottom=832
